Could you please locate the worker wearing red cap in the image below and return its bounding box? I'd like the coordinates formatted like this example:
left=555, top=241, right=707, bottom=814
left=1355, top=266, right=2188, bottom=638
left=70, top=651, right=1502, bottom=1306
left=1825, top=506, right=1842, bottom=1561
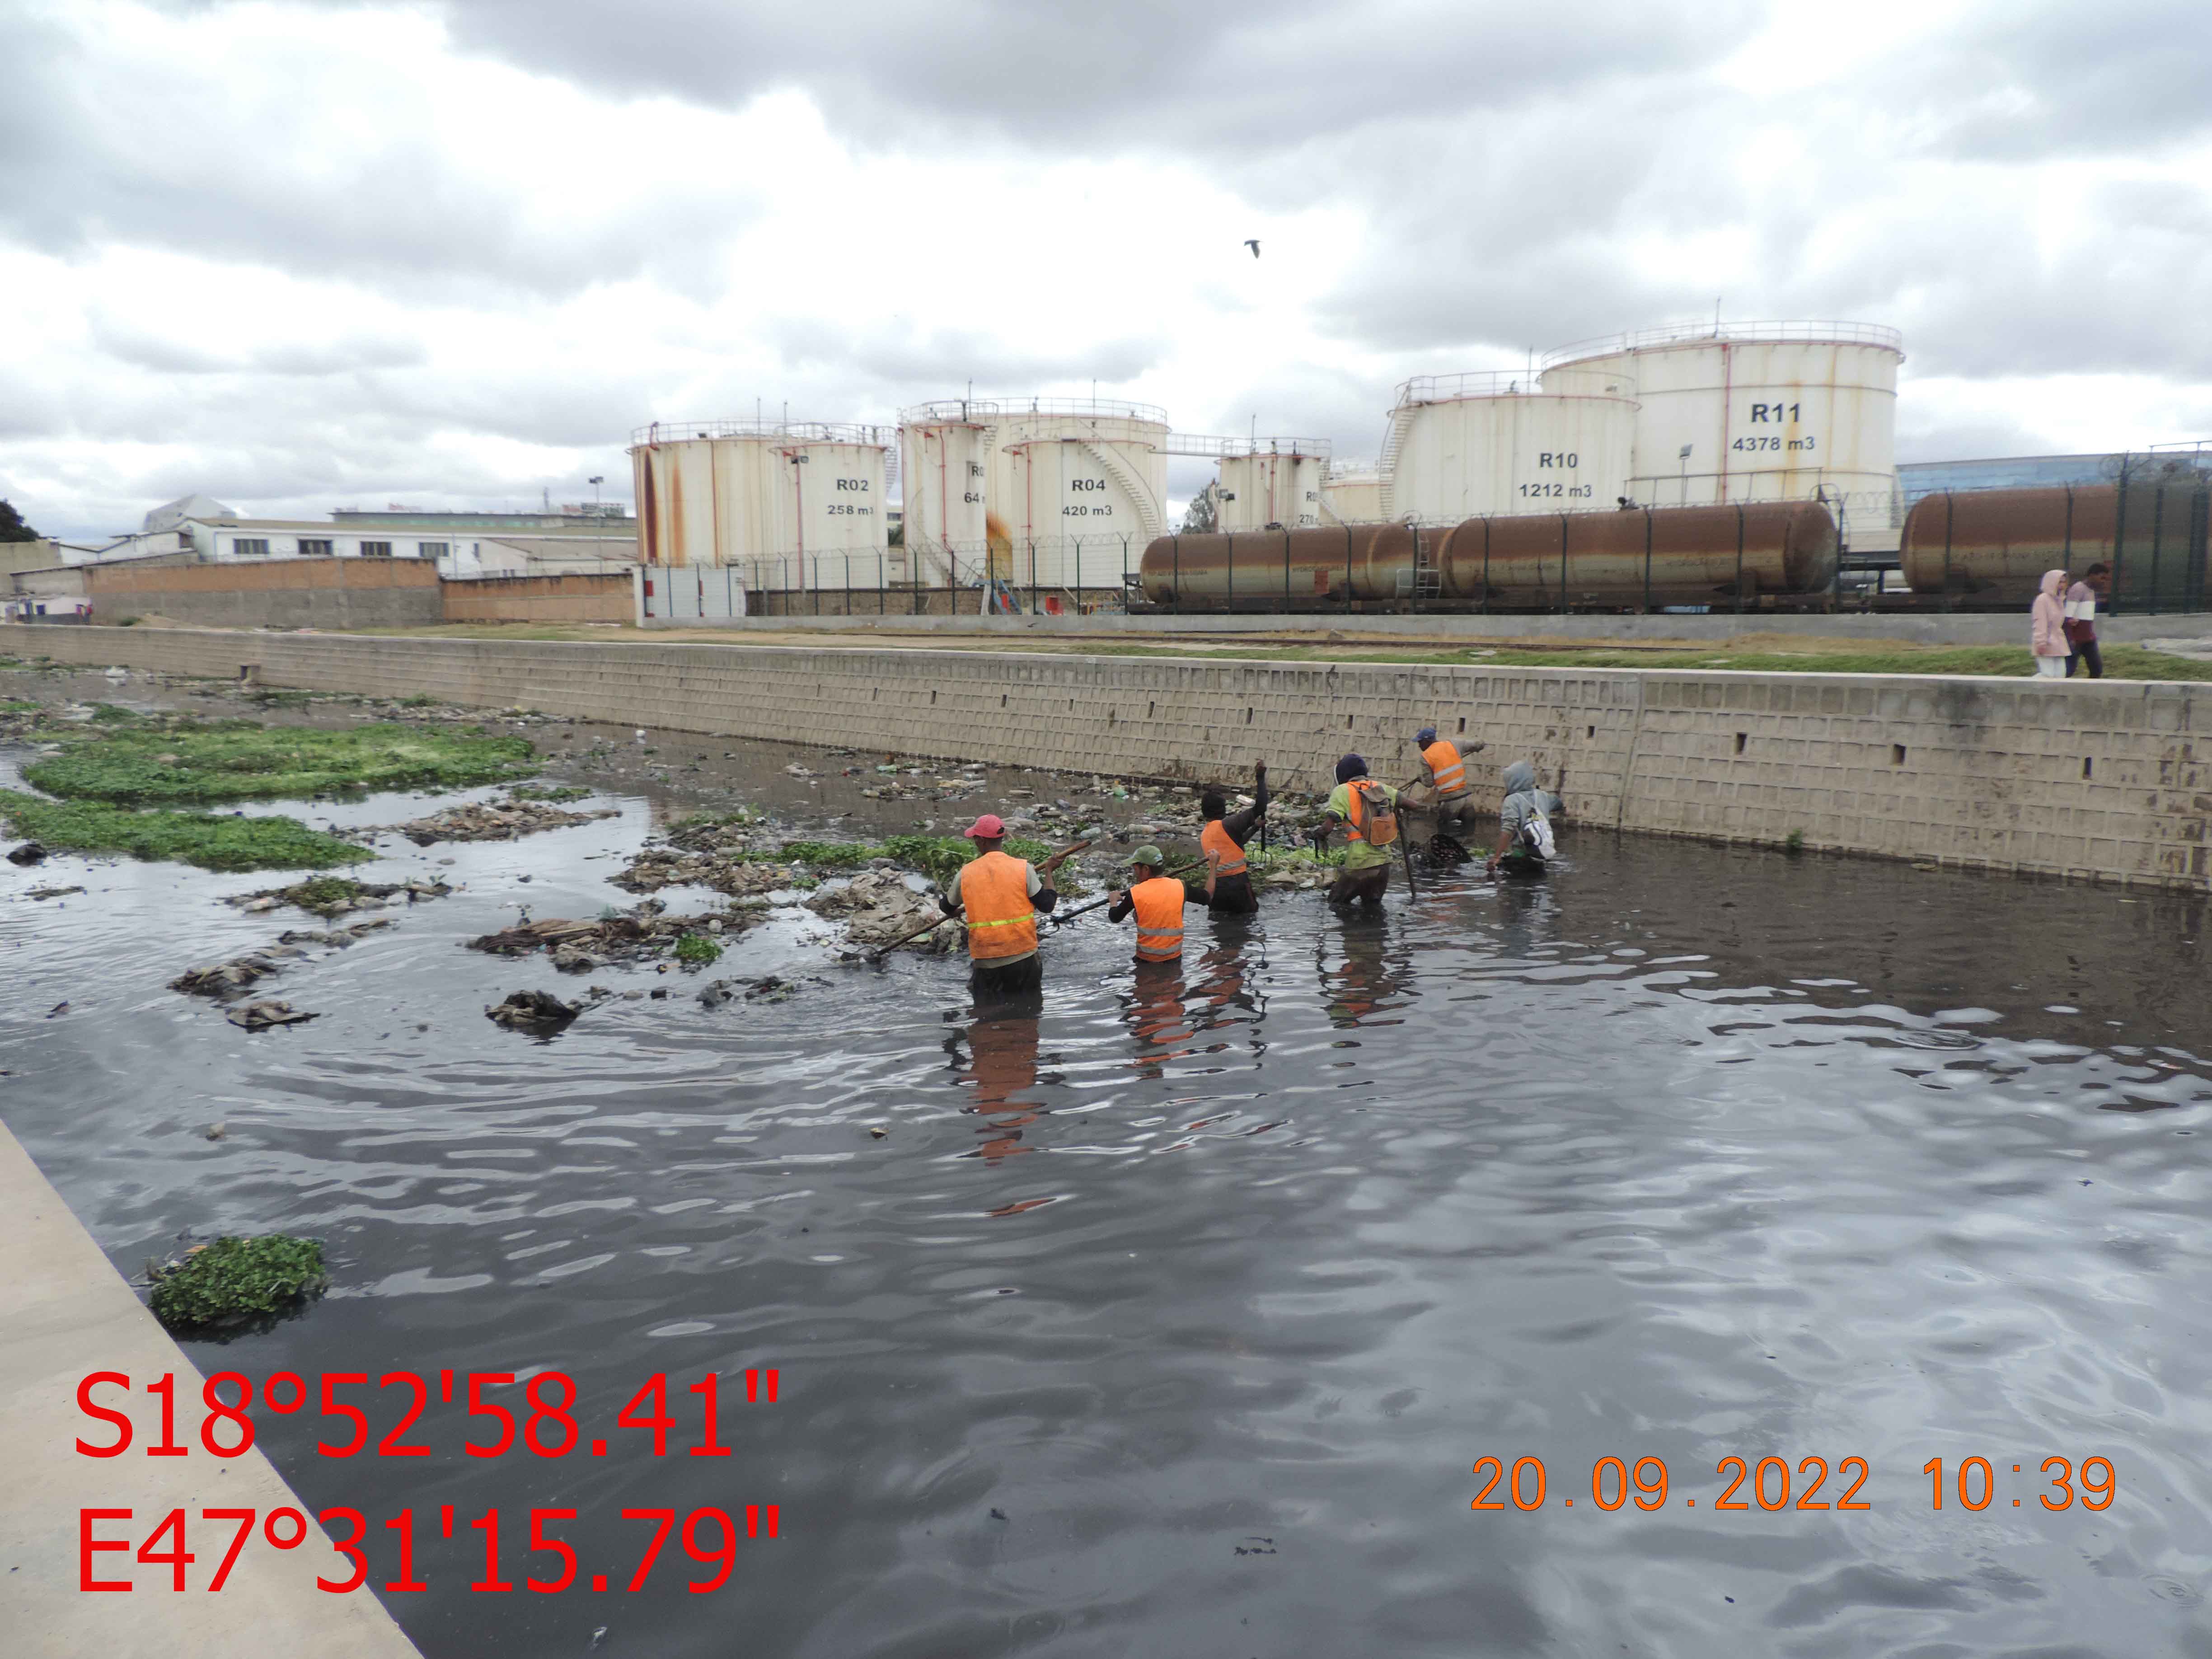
left=938, top=813, right=1072, bottom=998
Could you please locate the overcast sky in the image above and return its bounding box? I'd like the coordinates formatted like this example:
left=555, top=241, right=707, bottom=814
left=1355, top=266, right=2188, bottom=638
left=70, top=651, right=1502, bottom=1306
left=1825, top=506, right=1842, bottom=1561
left=5, top=0, right=2210, bottom=539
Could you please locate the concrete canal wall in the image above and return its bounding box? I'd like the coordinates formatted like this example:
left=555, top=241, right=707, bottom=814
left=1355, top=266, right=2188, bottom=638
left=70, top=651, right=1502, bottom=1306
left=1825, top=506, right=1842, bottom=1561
left=0, top=1121, right=422, bottom=1656
left=11, top=624, right=2209, bottom=891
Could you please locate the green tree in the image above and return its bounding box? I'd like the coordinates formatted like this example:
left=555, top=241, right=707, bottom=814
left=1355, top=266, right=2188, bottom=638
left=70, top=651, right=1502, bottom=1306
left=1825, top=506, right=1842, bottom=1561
left=0, top=500, right=39, bottom=543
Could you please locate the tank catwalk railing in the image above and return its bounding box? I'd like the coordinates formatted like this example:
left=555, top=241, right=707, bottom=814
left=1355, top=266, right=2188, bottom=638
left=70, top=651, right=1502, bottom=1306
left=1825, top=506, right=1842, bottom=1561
left=1539, top=319, right=1906, bottom=366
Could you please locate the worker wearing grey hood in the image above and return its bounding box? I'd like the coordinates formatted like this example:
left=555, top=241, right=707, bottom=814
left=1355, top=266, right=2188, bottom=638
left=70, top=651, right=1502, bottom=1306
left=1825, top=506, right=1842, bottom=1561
left=1487, top=760, right=1562, bottom=875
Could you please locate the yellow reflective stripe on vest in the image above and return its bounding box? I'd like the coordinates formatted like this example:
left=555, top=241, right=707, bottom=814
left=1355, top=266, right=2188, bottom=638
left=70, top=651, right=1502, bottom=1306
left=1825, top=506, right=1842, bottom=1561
left=1132, top=877, right=1185, bottom=959
left=1202, top=820, right=1247, bottom=877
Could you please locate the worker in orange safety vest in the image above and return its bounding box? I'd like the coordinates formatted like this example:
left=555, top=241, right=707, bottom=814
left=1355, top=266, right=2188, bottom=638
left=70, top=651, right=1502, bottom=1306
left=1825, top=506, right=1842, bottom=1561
left=1190, top=759, right=1269, bottom=914
left=1412, top=725, right=1480, bottom=833
left=939, top=813, right=1073, bottom=999
left=1108, top=844, right=1217, bottom=964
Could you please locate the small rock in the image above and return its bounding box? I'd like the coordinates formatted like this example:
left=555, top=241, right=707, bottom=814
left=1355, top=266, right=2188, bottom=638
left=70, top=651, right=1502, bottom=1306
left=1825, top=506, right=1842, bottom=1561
left=869, top=1127, right=887, bottom=1139
left=6, top=842, right=47, bottom=866
left=203, top=1124, right=226, bottom=1141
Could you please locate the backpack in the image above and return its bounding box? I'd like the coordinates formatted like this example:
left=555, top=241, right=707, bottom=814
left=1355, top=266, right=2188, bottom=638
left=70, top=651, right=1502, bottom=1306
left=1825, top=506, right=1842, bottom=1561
left=1520, top=805, right=1556, bottom=860
left=1350, top=780, right=1399, bottom=848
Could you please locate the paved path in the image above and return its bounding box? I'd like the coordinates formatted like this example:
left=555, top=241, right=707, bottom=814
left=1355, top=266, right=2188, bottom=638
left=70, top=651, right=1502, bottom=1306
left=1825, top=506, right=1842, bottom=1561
left=0, top=1119, right=422, bottom=1657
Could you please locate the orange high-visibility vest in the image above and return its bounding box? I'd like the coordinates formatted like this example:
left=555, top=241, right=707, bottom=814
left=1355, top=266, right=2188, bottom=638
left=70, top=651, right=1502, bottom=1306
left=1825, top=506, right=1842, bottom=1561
left=1345, top=781, right=1398, bottom=848
left=961, top=850, right=1038, bottom=961
left=1200, top=818, right=1248, bottom=878
left=1423, top=739, right=1467, bottom=796
left=1130, top=875, right=1186, bottom=961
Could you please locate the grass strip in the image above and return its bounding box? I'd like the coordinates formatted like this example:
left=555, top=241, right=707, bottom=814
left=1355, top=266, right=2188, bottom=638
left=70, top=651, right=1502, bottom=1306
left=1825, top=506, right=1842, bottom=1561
left=0, top=791, right=373, bottom=872
left=24, top=717, right=536, bottom=805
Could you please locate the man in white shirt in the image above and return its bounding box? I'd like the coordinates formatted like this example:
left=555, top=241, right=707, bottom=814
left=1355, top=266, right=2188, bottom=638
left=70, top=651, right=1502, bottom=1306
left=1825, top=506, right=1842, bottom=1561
left=2065, top=562, right=2108, bottom=680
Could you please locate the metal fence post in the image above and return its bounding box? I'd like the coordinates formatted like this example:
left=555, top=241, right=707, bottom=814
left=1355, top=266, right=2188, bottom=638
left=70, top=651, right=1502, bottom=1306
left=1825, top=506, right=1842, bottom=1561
left=1733, top=504, right=1746, bottom=613
left=1643, top=508, right=1653, bottom=612
left=1074, top=536, right=1081, bottom=612
left=2150, top=485, right=2166, bottom=615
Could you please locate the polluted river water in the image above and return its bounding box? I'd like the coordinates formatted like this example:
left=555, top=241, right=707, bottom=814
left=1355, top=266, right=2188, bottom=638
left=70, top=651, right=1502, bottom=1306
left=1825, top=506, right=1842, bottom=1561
left=5, top=673, right=2212, bottom=1656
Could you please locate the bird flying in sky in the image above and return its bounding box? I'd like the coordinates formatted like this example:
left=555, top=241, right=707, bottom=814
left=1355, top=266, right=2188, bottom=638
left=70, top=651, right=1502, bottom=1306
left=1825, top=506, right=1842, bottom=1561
left=1244, top=239, right=1261, bottom=258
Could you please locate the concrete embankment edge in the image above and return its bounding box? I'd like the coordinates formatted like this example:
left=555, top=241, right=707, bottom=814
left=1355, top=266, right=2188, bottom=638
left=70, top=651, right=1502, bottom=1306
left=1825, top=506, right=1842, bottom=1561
left=647, top=606, right=2212, bottom=646
left=0, top=1120, right=423, bottom=1657
left=10, top=624, right=2207, bottom=891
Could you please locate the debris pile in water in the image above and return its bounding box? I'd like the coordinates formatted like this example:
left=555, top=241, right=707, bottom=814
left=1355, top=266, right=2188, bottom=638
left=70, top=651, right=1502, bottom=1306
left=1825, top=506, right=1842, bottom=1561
left=485, top=989, right=586, bottom=1031
left=227, top=875, right=451, bottom=918
left=380, top=796, right=619, bottom=846
left=805, top=868, right=951, bottom=950
left=468, top=902, right=755, bottom=972
left=226, top=999, right=319, bottom=1031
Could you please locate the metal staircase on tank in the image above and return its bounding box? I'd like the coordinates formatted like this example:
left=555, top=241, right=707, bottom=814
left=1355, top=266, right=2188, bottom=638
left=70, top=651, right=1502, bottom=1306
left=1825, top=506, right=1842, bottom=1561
left=1376, top=406, right=1413, bottom=520
left=1079, top=441, right=1164, bottom=544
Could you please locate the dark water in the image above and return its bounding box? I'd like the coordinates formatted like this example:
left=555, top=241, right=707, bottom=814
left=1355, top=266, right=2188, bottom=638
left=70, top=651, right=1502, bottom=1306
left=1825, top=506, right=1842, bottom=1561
left=6, top=699, right=2212, bottom=1656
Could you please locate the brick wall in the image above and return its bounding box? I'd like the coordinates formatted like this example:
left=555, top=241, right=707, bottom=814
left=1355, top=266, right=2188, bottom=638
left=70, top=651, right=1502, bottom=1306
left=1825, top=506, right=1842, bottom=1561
left=441, top=573, right=632, bottom=624
left=12, top=625, right=2206, bottom=890
left=87, top=558, right=443, bottom=629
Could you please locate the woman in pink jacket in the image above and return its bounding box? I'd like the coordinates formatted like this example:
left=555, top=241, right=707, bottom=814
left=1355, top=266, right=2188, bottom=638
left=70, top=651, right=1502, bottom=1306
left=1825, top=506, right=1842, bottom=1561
left=2030, top=568, right=2070, bottom=679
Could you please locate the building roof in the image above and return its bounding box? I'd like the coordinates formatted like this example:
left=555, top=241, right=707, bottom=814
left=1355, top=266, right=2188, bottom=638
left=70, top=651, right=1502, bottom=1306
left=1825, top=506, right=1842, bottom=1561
left=483, top=535, right=641, bottom=564
left=143, top=494, right=238, bottom=533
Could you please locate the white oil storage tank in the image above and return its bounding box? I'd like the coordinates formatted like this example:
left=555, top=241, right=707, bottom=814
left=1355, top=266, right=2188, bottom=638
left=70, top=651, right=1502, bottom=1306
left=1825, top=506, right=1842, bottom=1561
left=897, top=409, right=991, bottom=585
left=1320, top=463, right=1384, bottom=525
left=1381, top=372, right=1638, bottom=523
left=631, top=420, right=891, bottom=587
left=992, top=398, right=1170, bottom=592
left=1539, top=320, right=1903, bottom=543
left=1216, top=445, right=1327, bottom=532
left=901, top=397, right=1170, bottom=596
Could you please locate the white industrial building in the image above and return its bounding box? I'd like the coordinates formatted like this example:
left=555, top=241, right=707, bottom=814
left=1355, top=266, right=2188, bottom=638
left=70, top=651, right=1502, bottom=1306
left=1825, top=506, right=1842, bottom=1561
left=67, top=496, right=637, bottom=577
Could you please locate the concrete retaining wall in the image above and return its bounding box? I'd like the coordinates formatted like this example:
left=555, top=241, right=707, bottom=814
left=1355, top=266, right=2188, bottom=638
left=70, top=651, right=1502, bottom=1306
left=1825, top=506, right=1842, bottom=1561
left=442, top=572, right=631, bottom=624
left=12, top=624, right=2207, bottom=890
left=86, top=558, right=444, bottom=630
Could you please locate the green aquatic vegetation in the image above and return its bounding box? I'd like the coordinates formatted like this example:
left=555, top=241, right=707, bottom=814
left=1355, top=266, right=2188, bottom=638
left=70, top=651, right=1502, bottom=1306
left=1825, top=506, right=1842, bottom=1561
left=505, top=784, right=590, bottom=803
left=1245, top=841, right=1346, bottom=876
left=89, top=702, right=145, bottom=723
left=0, top=698, right=36, bottom=713
left=0, top=792, right=373, bottom=872
left=283, top=875, right=366, bottom=907
left=22, top=718, right=535, bottom=806
left=673, top=933, right=723, bottom=965
left=148, top=1235, right=326, bottom=1331
left=775, top=839, right=877, bottom=869
left=399, top=694, right=438, bottom=708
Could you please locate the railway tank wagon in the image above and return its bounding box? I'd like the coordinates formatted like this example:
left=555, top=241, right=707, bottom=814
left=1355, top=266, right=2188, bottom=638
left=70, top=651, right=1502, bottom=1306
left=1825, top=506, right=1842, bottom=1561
left=1902, top=482, right=2212, bottom=609
left=1139, top=501, right=1839, bottom=610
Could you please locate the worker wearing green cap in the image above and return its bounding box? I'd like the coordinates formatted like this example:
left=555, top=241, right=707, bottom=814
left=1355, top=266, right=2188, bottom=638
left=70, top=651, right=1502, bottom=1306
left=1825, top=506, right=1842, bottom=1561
left=1107, top=844, right=1216, bottom=963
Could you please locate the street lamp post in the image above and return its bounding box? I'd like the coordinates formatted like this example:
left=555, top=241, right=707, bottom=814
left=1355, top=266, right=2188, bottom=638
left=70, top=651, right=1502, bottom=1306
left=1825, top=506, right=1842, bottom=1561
left=588, top=476, right=605, bottom=572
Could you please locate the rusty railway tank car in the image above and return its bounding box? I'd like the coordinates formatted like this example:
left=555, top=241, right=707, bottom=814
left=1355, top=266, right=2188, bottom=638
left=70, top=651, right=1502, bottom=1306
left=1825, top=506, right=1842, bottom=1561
left=1139, top=500, right=1838, bottom=610
left=1439, top=501, right=1837, bottom=608
left=1902, top=483, right=2211, bottom=609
